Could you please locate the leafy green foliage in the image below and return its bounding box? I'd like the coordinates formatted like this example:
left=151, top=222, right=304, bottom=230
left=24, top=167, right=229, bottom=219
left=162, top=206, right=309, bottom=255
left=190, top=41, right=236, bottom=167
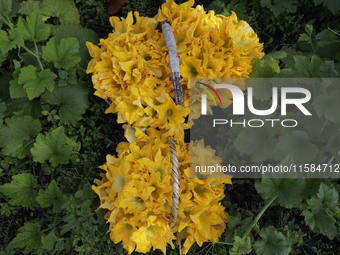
left=42, top=84, right=88, bottom=125
left=234, top=126, right=278, bottom=162
left=253, top=226, right=291, bottom=255
left=18, top=65, right=57, bottom=100
left=31, top=127, right=73, bottom=166
left=0, top=0, right=11, bottom=17
left=0, top=28, right=23, bottom=54
left=313, top=90, right=340, bottom=123
left=229, top=236, right=252, bottom=255
left=1, top=0, right=340, bottom=254
left=42, top=37, right=81, bottom=70
left=53, top=23, right=98, bottom=68
left=0, top=115, right=41, bottom=158
left=260, top=0, right=297, bottom=17
left=314, top=0, right=340, bottom=15
left=272, top=131, right=319, bottom=165
left=36, top=179, right=65, bottom=212
left=302, top=209, right=336, bottom=239
left=0, top=173, right=38, bottom=207
left=41, top=230, right=59, bottom=251
left=19, top=0, right=80, bottom=24
left=40, top=0, right=80, bottom=24
left=16, top=9, right=50, bottom=42
left=255, top=177, right=306, bottom=208
left=7, top=222, right=43, bottom=253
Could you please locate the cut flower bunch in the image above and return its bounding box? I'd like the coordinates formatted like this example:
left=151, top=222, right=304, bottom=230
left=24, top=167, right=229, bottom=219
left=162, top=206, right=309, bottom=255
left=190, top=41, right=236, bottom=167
left=88, top=0, right=264, bottom=254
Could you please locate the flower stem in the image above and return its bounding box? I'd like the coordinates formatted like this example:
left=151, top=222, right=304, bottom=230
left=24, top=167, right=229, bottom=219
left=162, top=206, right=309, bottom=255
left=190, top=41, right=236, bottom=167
left=241, top=195, right=277, bottom=240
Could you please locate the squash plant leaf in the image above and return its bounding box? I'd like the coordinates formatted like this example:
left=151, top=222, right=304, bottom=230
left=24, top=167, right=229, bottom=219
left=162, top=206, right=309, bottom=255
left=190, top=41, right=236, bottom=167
left=253, top=226, right=292, bottom=255
left=7, top=222, right=43, bottom=253
left=272, top=131, right=319, bottom=165
left=53, top=23, right=98, bottom=69
left=18, top=65, right=57, bottom=100
left=0, top=173, right=38, bottom=207
left=36, top=179, right=65, bottom=213
left=31, top=127, right=72, bottom=166
left=40, top=0, right=80, bottom=24
left=41, top=230, right=58, bottom=251
left=301, top=208, right=336, bottom=239
left=313, top=89, right=340, bottom=123
left=234, top=126, right=278, bottom=162
left=255, top=177, right=306, bottom=208
left=10, top=68, right=28, bottom=98
left=0, top=0, right=12, bottom=16
left=319, top=60, right=339, bottom=78
left=19, top=0, right=41, bottom=16
left=314, top=0, right=340, bottom=15
left=42, top=84, right=88, bottom=125
left=0, top=28, right=24, bottom=54
left=229, top=236, right=252, bottom=255
left=60, top=213, right=81, bottom=235
left=307, top=182, right=339, bottom=211
left=42, top=37, right=81, bottom=70
left=0, top=115, right=41, bottom=158
left=16, top=9, right=50, bottom=42
left=6, top=97, right=42, bottom=119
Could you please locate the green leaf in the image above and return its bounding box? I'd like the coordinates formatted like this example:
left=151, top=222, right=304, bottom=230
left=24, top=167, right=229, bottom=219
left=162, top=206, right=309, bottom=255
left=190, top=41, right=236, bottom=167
left=302, top=209, right=336, bottom=239
left=0, top=28, right=24, bottom=54
left=296, top=55, right=323, bottom=78
left=0, top=173, right=38, bottom=207
left=36, top=179, right=65, bottom=212
left=7, top=222, right=42, bottom=253
left=319, top=60, right=339, bottom=78
left=272, top=131, right=319, bottom=165
left=261, top=0, right=297, bottom=17
left=16, top=9, right=50, bottom=42
left=250, top=59, right=280, bottom=78
left=263, top=51, right=287, bottom=64
left=42, top=37, right=80, bottom=69
left=41, top=230, right=58, bottom=251
left=31, top=127, right=72, bottom=166
left=255, top=177, right=306, bottom=208
left=0, top=115, right=41, bottom=158
left=5, top=98, right=42, bottom=119
left=40, top=0, right=80, bottom=24
left=61, top=213, right=80, bottom=235
left=229, top=236, right=252, bottom=255
left=42, top=84, right=88, bottom=125
left=308, top=182, right=339, bottom=210
left=316, top=29, right=339, bottom=47
left=19, top=0, right=41, bottom=16
left=314, top=0, right=340, bottom=15
left=253, top=226, right=291, bottom=255
left=234, top=126, right=278, bottom=162
left=313, top=90, right=340, bottom=123
left=248, top=59, right=280, bottom=100
left=18, top=65, right=57, bottom=100
left=0, top=101, right=6, bottom=125
left=10, top=68, right=28, bottom=98
left=53, top=23, right=98, bottom=68
left=0, top=0, right=11, bottom=16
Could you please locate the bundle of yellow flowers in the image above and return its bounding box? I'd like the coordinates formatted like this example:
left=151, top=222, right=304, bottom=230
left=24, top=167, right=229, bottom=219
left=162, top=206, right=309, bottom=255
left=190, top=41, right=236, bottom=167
left=88, top=0, right=264, bottom=253
left=86, top=0, right=264, bottom=136
left=92, top=131, right=231, bottom=254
